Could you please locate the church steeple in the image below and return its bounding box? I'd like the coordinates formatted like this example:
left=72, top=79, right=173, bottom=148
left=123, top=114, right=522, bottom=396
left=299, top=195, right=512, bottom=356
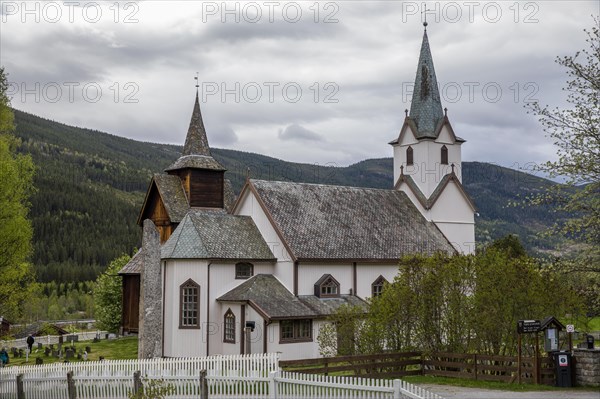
left=409, top=26, right=444, bottom=137
left=182, top=91, right=211, bottom=157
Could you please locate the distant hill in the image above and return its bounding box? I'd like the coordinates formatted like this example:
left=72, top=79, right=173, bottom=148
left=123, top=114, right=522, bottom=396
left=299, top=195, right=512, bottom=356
left=13, top=109, right=565, bottom=283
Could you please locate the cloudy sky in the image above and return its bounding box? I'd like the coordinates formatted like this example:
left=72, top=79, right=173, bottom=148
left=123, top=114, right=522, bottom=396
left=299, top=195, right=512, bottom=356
left=1, top=1, right=598, bottom=175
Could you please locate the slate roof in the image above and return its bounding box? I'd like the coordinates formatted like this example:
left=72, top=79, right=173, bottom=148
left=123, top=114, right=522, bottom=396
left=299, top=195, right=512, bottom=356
left=409, top=29, right=444, bottom=138
left=161, top=210, right=275, bottom=261
left=164, top=155, right=225, bottom=172
left=152, top=174, right=190, bottom=222
left=164, top=92, right=226, bottom=172
left=249, top=180, right=455, bottom=260
left=217, top=274, right=367, bottom=320
left=118, top=249, right=144, bottom=274
left=183, top=92, right=211, bottom=157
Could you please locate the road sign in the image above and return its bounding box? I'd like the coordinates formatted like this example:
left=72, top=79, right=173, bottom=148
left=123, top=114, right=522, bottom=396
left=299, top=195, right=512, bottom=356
left=517, top=320, right=541, bottom=334
left=566, top=324, right=575, bottom=333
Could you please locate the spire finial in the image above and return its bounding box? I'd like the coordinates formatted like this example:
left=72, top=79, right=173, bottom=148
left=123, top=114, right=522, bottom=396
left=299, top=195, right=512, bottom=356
left=194, top=72, right=199, bottom=90
left=400, top=165, right=404, bottom=176
left=421, top=7, right=431, bottom=30
left=405, top=109, right=409, bottom=117
left=451, top=163, right=455, bottom=173
left=444, top=107, right=448, bottom=117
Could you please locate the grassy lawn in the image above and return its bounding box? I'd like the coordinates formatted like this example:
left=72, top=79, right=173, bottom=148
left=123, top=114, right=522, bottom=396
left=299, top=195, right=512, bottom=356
left=403, top=375, right=598, bottom=392
left=4, top=336, right=138, bottom=367
left=588, top=316, right=600, bottom=331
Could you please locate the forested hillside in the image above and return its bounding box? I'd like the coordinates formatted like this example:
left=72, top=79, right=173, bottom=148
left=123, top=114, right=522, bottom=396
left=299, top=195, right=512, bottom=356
left=13, top=109, right=567, bottom=283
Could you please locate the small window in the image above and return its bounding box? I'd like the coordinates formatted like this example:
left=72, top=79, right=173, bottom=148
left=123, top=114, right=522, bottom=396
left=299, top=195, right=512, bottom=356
left=179, top=279, right=200, bottom=329
left=371, top=276, right=388, bottom=298
left=224, top=309, right=236, bottom=343
left=235, top=262, right=253, bottom=279
left=280, top=319, right=313, bottom=343
left=314, top=274, right=340, bottom=298
left=441, top=145, right=448, bottom=165
left=406, top=146, right=414, bottom=165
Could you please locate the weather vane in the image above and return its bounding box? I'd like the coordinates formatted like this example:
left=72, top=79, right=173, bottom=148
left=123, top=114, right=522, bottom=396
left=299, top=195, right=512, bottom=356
left=194, top=72, right=199, bottom=89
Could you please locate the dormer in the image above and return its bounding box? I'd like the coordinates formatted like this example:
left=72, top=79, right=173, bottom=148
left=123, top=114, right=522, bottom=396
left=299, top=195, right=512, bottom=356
left=314, top=274, right=340, bottom=298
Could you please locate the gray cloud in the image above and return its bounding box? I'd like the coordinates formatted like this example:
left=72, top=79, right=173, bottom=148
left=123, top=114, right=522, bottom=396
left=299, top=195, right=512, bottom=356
left=278, top=124, right=323, bottom=142
left=1, top=1, right=597, bottom=171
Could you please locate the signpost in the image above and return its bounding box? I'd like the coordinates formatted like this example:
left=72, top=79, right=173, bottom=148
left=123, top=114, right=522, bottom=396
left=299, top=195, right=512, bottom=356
left=517, top=320, right=541, bottom=384
left=517, top=320, right=541, bottom=334
left=566, top=324, right=575, bottom=351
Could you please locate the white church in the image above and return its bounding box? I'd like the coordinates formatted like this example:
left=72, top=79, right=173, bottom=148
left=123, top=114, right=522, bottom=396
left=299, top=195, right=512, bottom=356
left=119, top=27, right=476, bottom=361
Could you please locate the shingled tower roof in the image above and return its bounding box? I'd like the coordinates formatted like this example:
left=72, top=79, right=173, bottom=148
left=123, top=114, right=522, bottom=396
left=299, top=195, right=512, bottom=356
left=409, top=27, right=444, bottom=138
left=183, top=91, right=211, bottom=156
left=165, top=92, right=225, bottom=172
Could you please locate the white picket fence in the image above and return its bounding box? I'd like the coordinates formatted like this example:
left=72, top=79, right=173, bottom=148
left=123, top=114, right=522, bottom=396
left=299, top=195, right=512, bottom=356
left=0, top=353, right=444, bottom=399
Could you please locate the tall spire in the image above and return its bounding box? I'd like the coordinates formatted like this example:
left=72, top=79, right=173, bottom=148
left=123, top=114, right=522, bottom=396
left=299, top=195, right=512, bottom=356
left=409, top=26, right=444, bottom=136
left=182, top=92, right=211, bottom=157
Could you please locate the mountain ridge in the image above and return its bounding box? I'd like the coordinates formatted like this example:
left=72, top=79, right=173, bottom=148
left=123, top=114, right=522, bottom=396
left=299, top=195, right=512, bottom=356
left=12, top=108, right=564, bottom=282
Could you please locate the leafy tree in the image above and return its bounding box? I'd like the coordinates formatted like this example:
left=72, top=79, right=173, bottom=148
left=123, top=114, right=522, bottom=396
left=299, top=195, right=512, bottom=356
left=0, top=67, right=36, bottom=321
left=319, top=237, right=583, bottom=356
left=94, top=254, right=130, bottom=332
left=525, top=17, right=600, bottom=267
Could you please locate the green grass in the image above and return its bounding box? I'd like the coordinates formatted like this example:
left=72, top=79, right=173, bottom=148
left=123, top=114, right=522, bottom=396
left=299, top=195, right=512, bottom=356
left=588, top=317, right=600, bottom=331
left=403, top=375, right=598, bottom=392
left=5, top=336, right=138, bottom=367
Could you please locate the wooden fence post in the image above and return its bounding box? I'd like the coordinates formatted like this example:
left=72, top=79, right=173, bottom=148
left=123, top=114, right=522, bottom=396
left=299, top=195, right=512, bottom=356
left=16, top=374, right=25, bottom=399
left=268, top=370, right=278, bottom=399
left=133, top=370, right=142, bottom=395
left=473, top=354, right=478, bottom=380
left=67, top=371, right=77, bottom=399
left=199, top=370, right=208, bottom=399
left=392, top=379, right=401, bottom=399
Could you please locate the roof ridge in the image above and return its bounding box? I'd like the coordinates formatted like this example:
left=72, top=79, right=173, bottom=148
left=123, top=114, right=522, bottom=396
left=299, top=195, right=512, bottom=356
left=251, top=179, right=398, bottom=192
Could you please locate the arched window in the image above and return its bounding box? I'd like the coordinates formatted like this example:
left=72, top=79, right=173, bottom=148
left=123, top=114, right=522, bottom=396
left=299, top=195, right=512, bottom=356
left=441, top=145, right=448, bottom=165
left=371, top=276, right=388, bottom=297
left=235, top=262, right=254, bottom=279
left=314, top=274, right=340, bottom=298
left=406, top=146, right=414, bottom=165
left=179, top=279, right=200, bottom=329
left=224, top=308, right=236, bottom=343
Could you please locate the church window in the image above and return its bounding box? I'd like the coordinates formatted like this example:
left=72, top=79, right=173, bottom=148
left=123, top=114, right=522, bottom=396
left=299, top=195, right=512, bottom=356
left=441, top=145, right=448, bottom=165
left=315, top=274, right=340, bottom=298
left=280, top=319, right=312, bottom=343
left=406, top=146, right=414, bottom=165
left=179, top=279, right=200, bottom=329
left=235, top=262, right=254, bottom=279
left=371, top=276, right=388, bottom=297
left=224, top=308, right=236, bottom=343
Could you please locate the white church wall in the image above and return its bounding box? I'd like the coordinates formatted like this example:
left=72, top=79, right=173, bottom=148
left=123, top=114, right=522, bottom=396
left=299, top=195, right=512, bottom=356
left=215, top=303, right=243, bottom=356
left=268, top=320, right=328, bottom=361
left=355, top=264, right=399, bottom=299
left=297, top=263, right=353, bottom=296
left=429, top=181, right=475, bottom=254
left=246, top=306, right=265, bottom=355
left=163, top=259, right=208, bottom=358
left=235, top=188, right=295, bottom=292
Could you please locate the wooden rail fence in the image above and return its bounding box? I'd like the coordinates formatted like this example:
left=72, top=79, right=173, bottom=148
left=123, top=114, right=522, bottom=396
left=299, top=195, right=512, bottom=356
left=280, top=351, right=556, bottom=385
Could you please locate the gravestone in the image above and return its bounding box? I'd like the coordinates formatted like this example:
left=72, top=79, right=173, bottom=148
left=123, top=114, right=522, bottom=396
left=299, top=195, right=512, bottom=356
left=77, top=353, right=82, bottom=360
left=36, top=357, right=43, bottom=365
left=85, top=346, right=91, bottom=353
left=65, top=349, right=74, bottom=359
left=18, top=349, right=23, bottom=358
left=44, top=347, right=51, bottom=356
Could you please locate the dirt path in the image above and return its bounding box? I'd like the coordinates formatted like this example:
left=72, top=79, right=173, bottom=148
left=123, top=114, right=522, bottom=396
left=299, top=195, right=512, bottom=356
left=419, top=384, right=599, bottom=399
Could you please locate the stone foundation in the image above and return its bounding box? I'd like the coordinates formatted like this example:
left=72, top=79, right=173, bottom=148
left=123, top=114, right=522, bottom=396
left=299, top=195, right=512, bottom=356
left=574, top=349, right=600, bottom=387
